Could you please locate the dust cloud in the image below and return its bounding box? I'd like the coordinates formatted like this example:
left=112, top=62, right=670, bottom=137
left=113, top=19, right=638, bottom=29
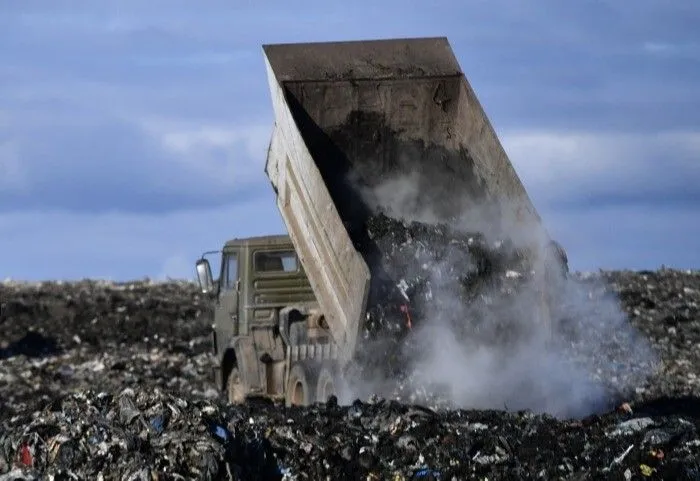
left=345, top=168, right=659, bottom=419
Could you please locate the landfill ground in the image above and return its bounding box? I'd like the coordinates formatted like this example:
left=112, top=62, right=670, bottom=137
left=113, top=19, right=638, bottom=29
left=1, top=270, right=700, bottom=480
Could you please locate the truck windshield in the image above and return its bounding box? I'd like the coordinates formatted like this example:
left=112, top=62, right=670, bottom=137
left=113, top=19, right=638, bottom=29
left=254, top=250, right=298, bottom=273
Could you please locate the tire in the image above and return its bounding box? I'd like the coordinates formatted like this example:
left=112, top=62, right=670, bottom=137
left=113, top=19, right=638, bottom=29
left=285, top=362, right=318, bottom=407
left=227, top=367, right=247, bottom=404
left=315, top=365, right=337, bottom=403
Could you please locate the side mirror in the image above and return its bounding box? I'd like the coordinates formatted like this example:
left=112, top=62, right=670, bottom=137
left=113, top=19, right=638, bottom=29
left=195, top=258, right=215, bottom=295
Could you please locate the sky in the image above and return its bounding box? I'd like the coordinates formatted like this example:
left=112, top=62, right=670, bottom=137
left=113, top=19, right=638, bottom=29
left=1, top=0, right=699, bottom=281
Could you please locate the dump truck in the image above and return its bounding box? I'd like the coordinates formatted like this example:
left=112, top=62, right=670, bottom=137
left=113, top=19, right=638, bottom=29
left=194, top=37, right=569, bottom=407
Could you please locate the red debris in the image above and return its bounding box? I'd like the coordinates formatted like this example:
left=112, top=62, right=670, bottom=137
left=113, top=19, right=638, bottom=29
left=400, top=304, right=412, bottom=330
left=18, top=443, right=33, bottom=467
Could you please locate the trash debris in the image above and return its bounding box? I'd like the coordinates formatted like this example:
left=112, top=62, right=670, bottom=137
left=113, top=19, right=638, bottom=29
left=618, top=402, right=633, bottom=414
left=352, top=212, right=549, bottom=384
left=361, top=213, right=533, bottom=341
left=609, top=417, right=655, bottom=436
left=1, top=269, right=699, bottom=479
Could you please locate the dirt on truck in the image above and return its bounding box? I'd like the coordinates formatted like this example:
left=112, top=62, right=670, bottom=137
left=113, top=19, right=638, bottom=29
left=194, top=37, right=569, bottom=407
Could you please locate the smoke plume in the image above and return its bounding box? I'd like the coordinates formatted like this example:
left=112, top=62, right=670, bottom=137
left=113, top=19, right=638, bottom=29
left=344, top=168, right=659, bottom=419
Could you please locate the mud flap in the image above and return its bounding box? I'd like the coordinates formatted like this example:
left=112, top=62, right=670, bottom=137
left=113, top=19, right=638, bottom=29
left=315, top=364, right=340, bottom=404
left=285, top=362, right=320, bottom=407
left=229, top=337, right=263, bottom=394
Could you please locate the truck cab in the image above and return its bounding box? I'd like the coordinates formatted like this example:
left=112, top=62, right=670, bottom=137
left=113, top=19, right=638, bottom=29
left=195, top=235, right=341, bottom=406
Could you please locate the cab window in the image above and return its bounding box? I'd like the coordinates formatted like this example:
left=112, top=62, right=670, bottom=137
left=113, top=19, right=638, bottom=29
left=254, top=250, right=298, bottom=273
left=221, top=253, right=238, bottom=290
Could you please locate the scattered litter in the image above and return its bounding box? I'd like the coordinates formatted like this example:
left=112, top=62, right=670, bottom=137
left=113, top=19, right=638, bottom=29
left=1, top=265, right=700, bottom=479
left=640, top=463, right=655, bottom=476
left=609, top=417, right=655, bottom=436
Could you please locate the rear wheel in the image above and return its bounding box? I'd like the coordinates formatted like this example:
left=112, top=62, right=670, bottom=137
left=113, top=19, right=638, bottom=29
left=227, top=367, right=246, bottom=404
left=285, top=362, right=318, bottom=407
left=315, top=365, right=337, bottom=403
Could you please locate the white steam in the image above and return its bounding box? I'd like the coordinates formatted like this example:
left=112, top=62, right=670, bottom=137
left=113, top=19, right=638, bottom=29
left=346, top=168, right=659, bottom=419
left=403, top=249, right=655, bottom=419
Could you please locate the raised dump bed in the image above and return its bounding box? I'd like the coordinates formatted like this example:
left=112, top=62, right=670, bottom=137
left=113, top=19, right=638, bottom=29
left=262, top=37, right=552, bottom=365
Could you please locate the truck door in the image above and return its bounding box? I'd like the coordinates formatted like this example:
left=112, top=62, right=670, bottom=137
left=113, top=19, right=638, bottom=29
left=214, top=251, right=240, bottom=355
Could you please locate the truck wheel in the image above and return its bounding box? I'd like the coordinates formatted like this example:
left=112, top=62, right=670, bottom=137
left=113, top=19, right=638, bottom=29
left=285, top=363, right=317, bottom=407
left=316, top=366, right=337, bottom=403
left=227, top=367, right=246, bottom=404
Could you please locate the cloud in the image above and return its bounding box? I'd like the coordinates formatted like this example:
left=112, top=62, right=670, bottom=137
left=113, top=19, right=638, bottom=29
left=0, top=109, right=272, bottom=214
left=502, top=130, right=700, bottom=207
left=0, top=198, right=284, bottom=281
left=500, top=129, right=700, bottom=270
left=0, top=140, right=27, bottom=193
left=0, top=0, right=698, bottom=279
left=643, top=42, right=700, bottom=57
left=140, top=117, right=271, bottom=185
left=544, top=204, right=700, bottom=271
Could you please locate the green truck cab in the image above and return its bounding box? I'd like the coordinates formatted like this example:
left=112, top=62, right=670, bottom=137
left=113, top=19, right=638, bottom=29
left=195, top=235, right=341, bottom=406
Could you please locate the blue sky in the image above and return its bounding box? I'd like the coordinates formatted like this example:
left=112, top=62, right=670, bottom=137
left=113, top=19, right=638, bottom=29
left=1, top=0, right=699, bottom=281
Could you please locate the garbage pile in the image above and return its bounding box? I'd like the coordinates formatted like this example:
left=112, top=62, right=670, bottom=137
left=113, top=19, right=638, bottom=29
left=0, top=279, right=214, bottom=421
left=582, top=269, right=700, bottom=401
left=2, top=380, right=700, bottom=480
left=0, top=279, right=205, bottom=348
left=1, top=269, right=700, bottom=479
